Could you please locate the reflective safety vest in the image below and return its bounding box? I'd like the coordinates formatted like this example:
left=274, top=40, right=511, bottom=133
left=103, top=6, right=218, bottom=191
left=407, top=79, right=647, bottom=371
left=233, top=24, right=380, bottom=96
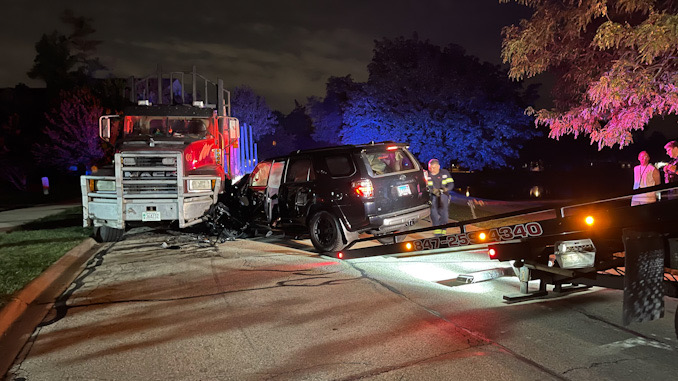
left=426, top=169, right=454, bottom=195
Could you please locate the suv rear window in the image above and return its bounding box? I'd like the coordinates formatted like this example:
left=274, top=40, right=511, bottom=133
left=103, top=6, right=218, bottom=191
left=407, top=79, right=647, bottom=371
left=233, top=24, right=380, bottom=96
left=324, top=154, right=355, bottom=177
left=362, top=147, right=418, bottom=176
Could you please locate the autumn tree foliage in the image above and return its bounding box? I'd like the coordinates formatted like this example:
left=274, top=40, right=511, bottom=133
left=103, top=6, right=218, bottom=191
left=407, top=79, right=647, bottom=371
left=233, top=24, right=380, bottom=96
left=33, top=88, right=105, bottom=172
left=501, top=0, right=678, bottom=148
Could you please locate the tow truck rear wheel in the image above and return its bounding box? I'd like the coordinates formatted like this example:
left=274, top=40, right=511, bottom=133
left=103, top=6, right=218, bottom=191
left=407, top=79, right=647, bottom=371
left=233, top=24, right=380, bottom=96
left=96, top=226, right=124, bottom=242
left=309, top=211, right=345, bottom=253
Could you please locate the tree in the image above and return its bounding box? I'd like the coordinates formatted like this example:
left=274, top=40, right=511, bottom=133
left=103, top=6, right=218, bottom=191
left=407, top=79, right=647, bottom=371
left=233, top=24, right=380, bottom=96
left=0, top=115, right=31, bottom=190
left=501, top=0, right=678, bottom=148
left=257, top=112, right=297, bottom=159
left=336, top=36, right=536, bottom=170
left=27, top=31, right=74, bottom=91
left=231, top=86, right=280, bottom=159
left=279, top=102, right=321, bottom=151
left=33, top=88, right=105, bottom=172
left=0, top=85, right=49, bottom=190
left=231, top=85, right=278, bottom=136
left=307, top=75, right=360, bottom=146
left=28, top=9, right=105, bottom=92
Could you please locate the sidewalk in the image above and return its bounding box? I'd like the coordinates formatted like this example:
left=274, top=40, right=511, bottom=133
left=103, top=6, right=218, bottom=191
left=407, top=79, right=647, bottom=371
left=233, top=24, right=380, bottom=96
left=0, top=202, right=81, bottom=232
left=0, top=201, right=95, bottom=377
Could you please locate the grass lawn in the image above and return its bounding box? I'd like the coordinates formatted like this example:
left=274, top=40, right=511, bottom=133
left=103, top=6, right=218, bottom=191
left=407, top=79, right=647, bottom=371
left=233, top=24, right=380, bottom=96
left=0, top=207, right=92, bottom=309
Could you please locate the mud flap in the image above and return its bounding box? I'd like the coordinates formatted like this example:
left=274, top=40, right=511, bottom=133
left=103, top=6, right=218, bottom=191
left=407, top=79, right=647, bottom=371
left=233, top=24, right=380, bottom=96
left=338, top=217, right=359, bottom=245
left=622, top=229, right=665, bottom=325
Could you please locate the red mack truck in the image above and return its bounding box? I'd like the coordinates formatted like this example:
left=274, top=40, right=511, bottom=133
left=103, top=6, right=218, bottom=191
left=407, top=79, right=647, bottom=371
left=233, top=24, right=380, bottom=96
left=81, top=67, right=242, bottom=241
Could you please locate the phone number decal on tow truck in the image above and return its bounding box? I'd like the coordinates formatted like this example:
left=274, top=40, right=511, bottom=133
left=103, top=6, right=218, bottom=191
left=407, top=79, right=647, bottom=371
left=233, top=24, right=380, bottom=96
left=411, top=222, right=544, bottom=251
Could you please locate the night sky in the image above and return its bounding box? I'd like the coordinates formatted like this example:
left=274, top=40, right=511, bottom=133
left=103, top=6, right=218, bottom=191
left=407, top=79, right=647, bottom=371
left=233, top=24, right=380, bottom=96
left=2, top=0, right=532, bottom=112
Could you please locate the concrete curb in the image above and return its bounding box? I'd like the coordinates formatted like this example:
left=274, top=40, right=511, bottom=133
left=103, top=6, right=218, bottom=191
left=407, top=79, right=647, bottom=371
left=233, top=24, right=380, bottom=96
left=0, top=237, right=99, bottom=378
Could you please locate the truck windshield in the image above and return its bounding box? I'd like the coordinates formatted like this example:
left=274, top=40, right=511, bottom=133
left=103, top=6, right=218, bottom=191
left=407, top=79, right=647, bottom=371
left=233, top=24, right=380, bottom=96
left=124, top=116, right=212, bottom=139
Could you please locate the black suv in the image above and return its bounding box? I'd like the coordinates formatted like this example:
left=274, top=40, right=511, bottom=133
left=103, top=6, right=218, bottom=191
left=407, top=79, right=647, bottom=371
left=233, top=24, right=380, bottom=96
left=242, top=142, right=430, bottom=252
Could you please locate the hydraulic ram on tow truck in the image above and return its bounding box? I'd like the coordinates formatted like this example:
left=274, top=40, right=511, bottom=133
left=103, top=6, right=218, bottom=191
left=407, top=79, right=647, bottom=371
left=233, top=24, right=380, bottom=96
left=333, top=183, right=678, bottom=337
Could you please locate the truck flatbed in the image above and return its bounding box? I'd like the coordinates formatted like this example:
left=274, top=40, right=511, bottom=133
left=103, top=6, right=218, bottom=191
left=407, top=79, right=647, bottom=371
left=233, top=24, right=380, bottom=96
left=334, top=183, right=678, bottom=336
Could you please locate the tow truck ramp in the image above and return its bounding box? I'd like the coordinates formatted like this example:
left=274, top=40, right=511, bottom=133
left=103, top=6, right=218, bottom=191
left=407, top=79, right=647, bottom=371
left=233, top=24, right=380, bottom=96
left=334, top=183, right=678, bottom=337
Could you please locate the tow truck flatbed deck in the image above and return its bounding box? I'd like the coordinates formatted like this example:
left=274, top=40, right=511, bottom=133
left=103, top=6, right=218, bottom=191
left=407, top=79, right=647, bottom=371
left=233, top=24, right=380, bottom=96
left=334, top=183, right=678, bottom=336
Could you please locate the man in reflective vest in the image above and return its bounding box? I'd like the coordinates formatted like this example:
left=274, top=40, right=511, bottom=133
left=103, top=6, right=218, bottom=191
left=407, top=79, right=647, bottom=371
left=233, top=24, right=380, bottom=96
left=426, top=159, right=454, bottom=236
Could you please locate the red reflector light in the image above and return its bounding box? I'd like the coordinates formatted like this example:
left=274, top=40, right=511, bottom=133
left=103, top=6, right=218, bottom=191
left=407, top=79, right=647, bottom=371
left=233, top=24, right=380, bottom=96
left=488, top=248, right=497, bottom=258
left=351, top=179, right=374, bottom=198
left=337, top=252, right=344, bottom=259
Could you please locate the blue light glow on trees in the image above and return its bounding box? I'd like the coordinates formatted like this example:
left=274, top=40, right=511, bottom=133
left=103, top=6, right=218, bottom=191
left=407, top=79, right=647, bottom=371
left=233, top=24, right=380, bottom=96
left=310, top=35, right=537, bottom=170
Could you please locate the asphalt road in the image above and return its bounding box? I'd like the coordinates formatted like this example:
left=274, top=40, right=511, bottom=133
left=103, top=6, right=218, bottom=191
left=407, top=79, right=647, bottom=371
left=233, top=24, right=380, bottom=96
left=5, top=228, right=678, bottom=381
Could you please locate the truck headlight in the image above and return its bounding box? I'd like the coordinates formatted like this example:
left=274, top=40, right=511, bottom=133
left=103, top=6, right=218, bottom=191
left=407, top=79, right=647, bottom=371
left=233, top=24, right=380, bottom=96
left=188, top=179, right=213, bottom=191
left=95, top=180, right=115, bottom=191
left=122, top=157, right=136, bottom=165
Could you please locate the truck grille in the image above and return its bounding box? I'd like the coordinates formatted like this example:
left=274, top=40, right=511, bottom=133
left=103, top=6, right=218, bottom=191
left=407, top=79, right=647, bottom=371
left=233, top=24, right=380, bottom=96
left=133, top=157, right=166, bottom=167
left=121, top=154, right=179, bottom=195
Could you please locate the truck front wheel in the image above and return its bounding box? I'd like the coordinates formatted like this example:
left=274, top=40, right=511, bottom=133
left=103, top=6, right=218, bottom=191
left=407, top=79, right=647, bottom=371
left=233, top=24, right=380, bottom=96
left=309, top=211, right=345, bottom=253
left=96, top=226, right=124, bottom=242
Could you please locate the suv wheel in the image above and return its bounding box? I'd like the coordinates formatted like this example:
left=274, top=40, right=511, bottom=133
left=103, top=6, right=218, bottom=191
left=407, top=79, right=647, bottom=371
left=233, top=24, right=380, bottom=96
left=309, top=211, right=345, bottom=252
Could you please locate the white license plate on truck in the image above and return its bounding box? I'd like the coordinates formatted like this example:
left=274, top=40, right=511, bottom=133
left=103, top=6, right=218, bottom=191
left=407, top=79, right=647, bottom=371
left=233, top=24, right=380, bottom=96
left=142, top=211, right=161, bottom=221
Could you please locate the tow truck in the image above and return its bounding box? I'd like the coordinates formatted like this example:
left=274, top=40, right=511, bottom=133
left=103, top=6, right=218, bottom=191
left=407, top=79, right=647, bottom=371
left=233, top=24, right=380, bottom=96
left=333, top=183, right=678, bottom=337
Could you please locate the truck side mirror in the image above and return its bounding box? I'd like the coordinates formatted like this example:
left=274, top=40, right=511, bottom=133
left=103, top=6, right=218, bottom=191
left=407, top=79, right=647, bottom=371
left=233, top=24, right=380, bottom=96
left=228, top=117, right=240, bottom=148
left=100, top=118, right=111, bottom=141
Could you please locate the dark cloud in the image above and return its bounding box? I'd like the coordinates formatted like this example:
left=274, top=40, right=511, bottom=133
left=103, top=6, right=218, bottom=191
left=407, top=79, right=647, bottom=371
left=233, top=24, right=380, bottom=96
left=1, top=0, right=532, bottom=112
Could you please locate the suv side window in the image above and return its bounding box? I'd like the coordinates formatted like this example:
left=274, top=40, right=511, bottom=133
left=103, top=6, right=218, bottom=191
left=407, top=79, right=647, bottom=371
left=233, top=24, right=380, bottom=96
left=268, top=161, right=285, bottom=188
left=285, top=157, right=315, bottom=183
left=324, top=154, right=355, bottom=177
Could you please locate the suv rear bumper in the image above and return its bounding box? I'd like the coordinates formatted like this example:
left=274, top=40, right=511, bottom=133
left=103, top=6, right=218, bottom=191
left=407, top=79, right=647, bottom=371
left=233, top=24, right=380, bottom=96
left=368, top=204, right=430, bottom=232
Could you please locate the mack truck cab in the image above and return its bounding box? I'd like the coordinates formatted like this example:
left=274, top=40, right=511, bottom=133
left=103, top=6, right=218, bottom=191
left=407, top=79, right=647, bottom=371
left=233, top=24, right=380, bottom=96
left=81, top=68, right=241, bottom=241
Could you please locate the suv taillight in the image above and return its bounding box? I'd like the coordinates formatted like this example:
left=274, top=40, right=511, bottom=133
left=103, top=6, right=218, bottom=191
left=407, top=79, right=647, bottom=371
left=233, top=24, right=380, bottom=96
left=352, top=179, right=374, bottom=198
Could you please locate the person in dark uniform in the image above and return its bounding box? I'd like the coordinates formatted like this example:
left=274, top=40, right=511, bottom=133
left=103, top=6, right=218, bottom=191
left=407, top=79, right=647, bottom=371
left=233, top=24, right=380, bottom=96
left=426, top=159, right=454, bottom=236
left=663, top=140, right=678, bottom=199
